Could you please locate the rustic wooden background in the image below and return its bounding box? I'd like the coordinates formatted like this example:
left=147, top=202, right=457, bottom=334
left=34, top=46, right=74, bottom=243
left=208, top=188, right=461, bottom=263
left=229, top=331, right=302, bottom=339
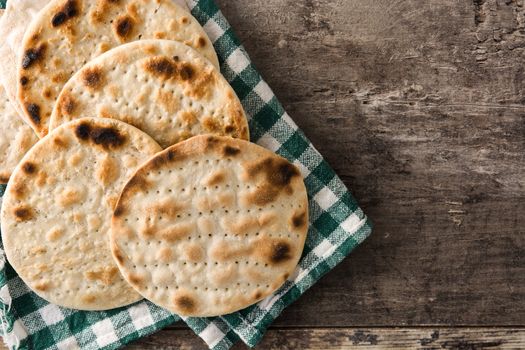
left=127, top=0, right=525, bottom=348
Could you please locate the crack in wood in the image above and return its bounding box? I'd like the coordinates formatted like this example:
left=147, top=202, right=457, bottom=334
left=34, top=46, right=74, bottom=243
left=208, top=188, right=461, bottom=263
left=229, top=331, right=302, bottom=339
left=441, top=339, right=504, bottom=349
left=349, top=330, right=379, bottom=345
left=473, top=0, right=487, bottom=26
left=420, top=330, right=440, bottom=346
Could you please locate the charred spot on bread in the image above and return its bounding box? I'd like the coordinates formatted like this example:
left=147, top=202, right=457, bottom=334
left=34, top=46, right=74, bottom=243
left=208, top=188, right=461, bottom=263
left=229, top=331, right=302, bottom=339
left=21, top=44, right=47, bottom=69
left=179, top=64, right=194, bottom=81
left=242, top=157, right=300, bottom=206
left=114, top=15, right=135, bottom=40
left=20, top=76, right=29, bottom=87
left=204, top=135, right=220, bottom=150
left=144, top=56, right=196, bottom=82
left=222, top=146, right=240, bottom=157
left=144, top=57, right=176, bottom=79
left=81, top=67, right=105, bottom=90
left=165, top=149, right=178, bottom=162
left=91, top=127, right=125, bottom=148
left=25, top=103, right=41, bottom=124
left=43, top=88, right=53, bottom=99
left=197, top=36, right=207, bottom=48
left=22, top=162, right=38, bottom=175
left=113, top=203, right=126, bottom=217
left=246, top=157, right=300, bottom=189
left=74, top=122, right=90, bottom=140
left=74, top=122, right=126, bottom=150
left=291, top=211, right=307, bottom=229
left=14, top=206, right=34, bottom=222
left=51, top=0, right=79, bottom=27
left=174, top=295, right=196, bottom=313
left=270, top=242, right=292, bottom=264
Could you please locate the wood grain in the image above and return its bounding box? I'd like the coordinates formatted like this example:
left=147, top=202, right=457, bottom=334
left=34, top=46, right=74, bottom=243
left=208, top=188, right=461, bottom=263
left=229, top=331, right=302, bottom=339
left=0, top=327, right=522, bottom=349
left=127, top=327, right=525, bottom=349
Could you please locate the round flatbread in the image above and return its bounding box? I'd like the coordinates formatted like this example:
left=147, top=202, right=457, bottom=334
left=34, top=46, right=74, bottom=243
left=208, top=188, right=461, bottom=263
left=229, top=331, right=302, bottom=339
left=17, top=0, right=218, bottom=137
left=0, top=79, right=39, bottom=184
left=50, top=40, right=249, bottom=148
left=1, top=117, right=162, bottom=310
left=0, top=0, right=48, bottom=120
left=111, top=135, right=309, bottom=317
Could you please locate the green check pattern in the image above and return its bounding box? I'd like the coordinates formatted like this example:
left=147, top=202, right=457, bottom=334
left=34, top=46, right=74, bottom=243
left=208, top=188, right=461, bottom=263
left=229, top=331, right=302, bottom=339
left=0, top=0, right=372, bottom=348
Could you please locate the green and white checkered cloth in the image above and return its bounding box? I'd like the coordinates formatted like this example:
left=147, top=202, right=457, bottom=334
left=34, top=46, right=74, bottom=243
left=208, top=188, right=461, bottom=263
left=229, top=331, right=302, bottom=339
left=0, top=0, right=372, bottom=348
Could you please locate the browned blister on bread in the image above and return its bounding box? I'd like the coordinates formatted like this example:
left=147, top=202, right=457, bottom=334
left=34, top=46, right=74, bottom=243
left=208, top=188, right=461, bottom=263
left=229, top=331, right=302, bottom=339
left=17, top=0, right=218, bottom=137
left=111, top=135, right=309, bottom=316
left=0, top=117, right=161, bottom=310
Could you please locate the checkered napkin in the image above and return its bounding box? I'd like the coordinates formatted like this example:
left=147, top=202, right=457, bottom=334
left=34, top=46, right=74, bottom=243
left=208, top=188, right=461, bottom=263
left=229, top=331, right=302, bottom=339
left=0, top=0, right=372, bottom=349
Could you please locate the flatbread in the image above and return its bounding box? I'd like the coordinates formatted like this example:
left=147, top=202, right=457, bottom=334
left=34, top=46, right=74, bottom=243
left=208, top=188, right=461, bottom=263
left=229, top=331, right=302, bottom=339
left=0, top=81, right=39, bottom=184
left=17, top=0, right=219, bottom=138
left=1, top=117, right=162, bottom=310
left=0, top=8, right=38, bottom=184
left=50, top=40, right=249, bottom=148
left=111, top=135, right=309, bottom=316
left=0, top=0, right=48, bottom=120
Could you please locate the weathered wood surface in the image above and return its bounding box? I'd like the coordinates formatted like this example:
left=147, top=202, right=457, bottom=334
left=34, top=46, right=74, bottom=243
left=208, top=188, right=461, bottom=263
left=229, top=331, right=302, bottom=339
left=0, top=327, right=522, bottom=350
left=129, top=0, right=524, bottom=347
left=128, top=326, right=525, bottom=349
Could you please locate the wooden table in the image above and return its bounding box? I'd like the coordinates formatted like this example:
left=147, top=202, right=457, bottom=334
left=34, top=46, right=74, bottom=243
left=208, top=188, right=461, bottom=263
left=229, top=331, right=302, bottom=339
left=127, top=0, right=525, bottom=348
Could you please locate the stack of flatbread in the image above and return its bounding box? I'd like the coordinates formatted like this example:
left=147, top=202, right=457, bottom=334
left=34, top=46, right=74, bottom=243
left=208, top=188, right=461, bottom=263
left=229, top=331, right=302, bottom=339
left=0, top=0, right=308, bottom=317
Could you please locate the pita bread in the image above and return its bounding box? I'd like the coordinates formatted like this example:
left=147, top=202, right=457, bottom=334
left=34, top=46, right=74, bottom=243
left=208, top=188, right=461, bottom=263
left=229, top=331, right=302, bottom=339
left=111, top=135, right=309, bottom=316
left=1, top=117, right=162, bottom=310
left=17, top=0, right=218, bottom=137
left=50, top=40, right=249, bottom=148
left=0, top=0, right=48, bottom=120
left=0, top=81, right=39, bottom=184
